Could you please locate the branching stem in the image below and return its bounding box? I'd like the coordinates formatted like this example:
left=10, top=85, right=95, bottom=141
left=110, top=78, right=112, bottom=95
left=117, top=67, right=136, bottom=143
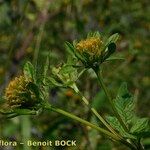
left=72, top=84, right=122, bottom=139
left=43, top=104, right=136, bottom=150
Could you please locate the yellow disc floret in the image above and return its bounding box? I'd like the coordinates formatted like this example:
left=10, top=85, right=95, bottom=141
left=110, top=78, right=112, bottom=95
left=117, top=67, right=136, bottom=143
left=76, top=37, right=103, bottom=56
left=5, top=75, right=37, bottom=109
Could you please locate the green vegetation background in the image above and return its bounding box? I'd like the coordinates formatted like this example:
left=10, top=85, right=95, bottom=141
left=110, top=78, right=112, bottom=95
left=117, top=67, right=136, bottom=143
left=0, top=0, right=149, bottom=150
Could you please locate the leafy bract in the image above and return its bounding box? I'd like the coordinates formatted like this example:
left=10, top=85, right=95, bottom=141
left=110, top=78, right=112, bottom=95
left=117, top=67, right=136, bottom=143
left=65, top=41, right=84, bottom=62
left=23, top=61, right=36, bottom=82
left=104, top=33, right=119, bottom=47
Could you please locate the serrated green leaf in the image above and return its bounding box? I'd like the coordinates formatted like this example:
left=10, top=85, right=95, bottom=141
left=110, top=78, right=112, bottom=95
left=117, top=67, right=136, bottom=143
left=23, top=61, right=35, bottom=81
left=113, top=83, right=150, bottom=139
left=106, top=116, right=136, bottom=139
left=114, top=83, right=135, bottom=127
left=130, top=117, right=150, bottom=135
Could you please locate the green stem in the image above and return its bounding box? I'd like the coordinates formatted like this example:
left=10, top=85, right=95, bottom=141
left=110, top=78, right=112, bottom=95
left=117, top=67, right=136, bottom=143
left=93, top=68, right=128, bottom=132
left=72, top=84, right=122, bottom=138
left=21, top=116, right=31, bottom=150
left=43, top=104, right=136, bottom=150
left=93, top=68, right=144, bottom=150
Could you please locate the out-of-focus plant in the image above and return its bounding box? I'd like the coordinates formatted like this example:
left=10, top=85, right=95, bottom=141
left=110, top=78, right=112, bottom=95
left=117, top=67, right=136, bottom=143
left=0, top=32, right=149, bottom=150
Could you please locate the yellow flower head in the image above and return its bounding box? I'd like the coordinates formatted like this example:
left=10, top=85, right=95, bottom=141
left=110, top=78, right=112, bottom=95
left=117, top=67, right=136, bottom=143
left=76, top=37, right=103, bottom=56
left=5, top=75, right=37, bottom=109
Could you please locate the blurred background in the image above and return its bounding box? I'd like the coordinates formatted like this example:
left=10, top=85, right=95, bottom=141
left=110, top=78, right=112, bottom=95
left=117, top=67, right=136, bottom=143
left=0, top=0, right=149, bottom=150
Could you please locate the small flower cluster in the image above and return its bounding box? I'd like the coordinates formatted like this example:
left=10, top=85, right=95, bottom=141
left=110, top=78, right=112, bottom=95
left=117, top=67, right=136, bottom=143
left=76, top=37, right=103, bottom=56
left=5, top=75, right=37, bottom=109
